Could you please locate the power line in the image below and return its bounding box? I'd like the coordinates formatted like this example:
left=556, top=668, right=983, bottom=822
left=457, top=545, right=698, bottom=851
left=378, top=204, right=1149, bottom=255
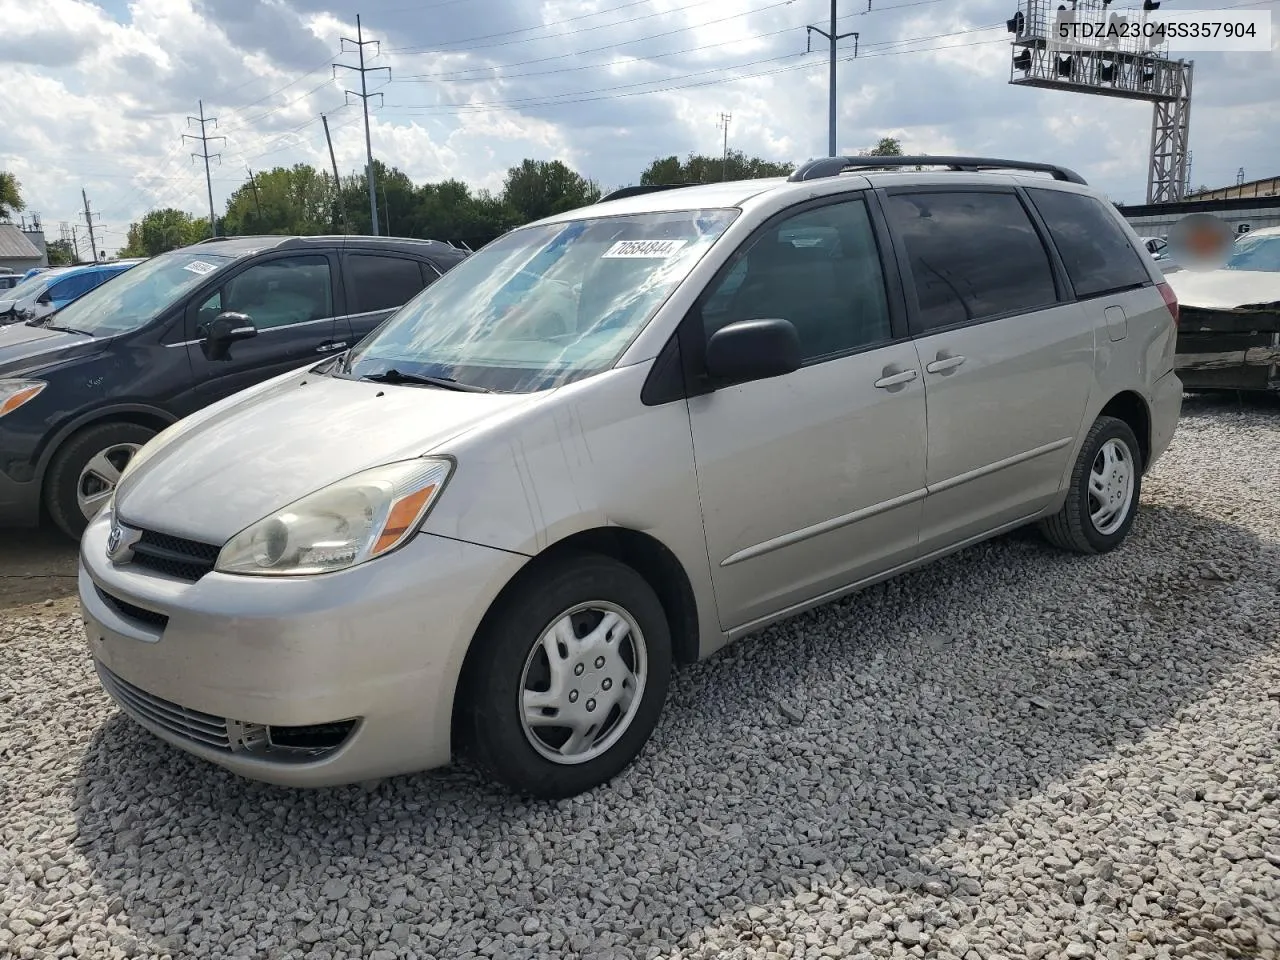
left=184, top=100, right=226, bottom=238
left=335, top=15, right=390, bottom=235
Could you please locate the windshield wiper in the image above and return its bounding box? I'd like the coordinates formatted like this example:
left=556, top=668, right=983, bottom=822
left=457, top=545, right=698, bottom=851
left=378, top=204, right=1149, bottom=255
left=360, top=368, right=492, bottom=393
left=31, top=320, right=89, bottom=336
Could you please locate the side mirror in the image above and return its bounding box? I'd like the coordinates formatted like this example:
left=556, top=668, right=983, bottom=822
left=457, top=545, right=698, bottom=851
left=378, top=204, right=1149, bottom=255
left=203, top=311, right=257, bottom=361
left=36, top=291, right=52, bottom=305
left=705, top=317, right=801, bottom=386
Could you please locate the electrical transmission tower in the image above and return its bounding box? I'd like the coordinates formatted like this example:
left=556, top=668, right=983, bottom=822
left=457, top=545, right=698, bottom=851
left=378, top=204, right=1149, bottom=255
left=335, top=15, right=390, bottom=236
left=185, top=100, right=225, bottom=238
left=718, top=112, right=732, bottom=181
left=807, top=1, right=859, bottom=157
left=81, top=190, right=101, bottom=264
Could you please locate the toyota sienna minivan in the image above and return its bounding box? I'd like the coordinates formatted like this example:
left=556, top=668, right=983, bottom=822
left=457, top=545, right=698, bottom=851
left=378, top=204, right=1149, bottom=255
left=80, top=156, right=1183, bottom=798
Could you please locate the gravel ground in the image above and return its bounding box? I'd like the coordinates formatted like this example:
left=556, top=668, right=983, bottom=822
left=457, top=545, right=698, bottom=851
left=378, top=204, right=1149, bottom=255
left=1, top=394, right=1278, bottom=960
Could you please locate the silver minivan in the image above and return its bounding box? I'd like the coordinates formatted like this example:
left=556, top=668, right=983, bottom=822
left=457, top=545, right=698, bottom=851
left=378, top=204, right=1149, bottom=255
left=79, top=157, right=1183, bottom=798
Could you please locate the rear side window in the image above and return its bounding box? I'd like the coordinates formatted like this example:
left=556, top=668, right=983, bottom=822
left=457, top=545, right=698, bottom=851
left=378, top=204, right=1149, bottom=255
left=346, top=254, right=433, bottom=314
left=884, top=191, right=1058, bottom=333
left=1028, top=188, right=1151, bottom=298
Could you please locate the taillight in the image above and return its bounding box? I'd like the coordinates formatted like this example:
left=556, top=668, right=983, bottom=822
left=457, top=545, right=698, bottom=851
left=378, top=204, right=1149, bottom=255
left=1157, top=281, right=1179, bottom=326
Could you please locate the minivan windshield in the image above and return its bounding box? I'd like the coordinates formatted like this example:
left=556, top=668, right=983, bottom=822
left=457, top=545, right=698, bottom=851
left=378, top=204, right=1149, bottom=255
left=51, top=251, right=232, bottom=336
left=343, top=208, right=738, bottom=393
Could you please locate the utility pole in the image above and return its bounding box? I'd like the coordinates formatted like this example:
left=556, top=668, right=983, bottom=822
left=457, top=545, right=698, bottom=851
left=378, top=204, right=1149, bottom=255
left=807, top=2, right=859, bottom=157
left=718, top=112, right=732, bottom=181
left=81, top=189, right=101, bottom=264
left=184, top=100, right=225, bottom=238
left=335, top=15, right=390, bottom=236
left=246, top=167, right=264, bottom=227
left=321, top=114, right=350, bottom=234
left=70, top=224, right=82, bottom=263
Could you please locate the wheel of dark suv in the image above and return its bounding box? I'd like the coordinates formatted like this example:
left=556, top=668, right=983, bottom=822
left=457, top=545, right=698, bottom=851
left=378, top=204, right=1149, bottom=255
left=1039, top=415, right=1142, bottom=555
left=45, top=422, right=155, bottom=540
left=460, top=552, right=673, bottom=799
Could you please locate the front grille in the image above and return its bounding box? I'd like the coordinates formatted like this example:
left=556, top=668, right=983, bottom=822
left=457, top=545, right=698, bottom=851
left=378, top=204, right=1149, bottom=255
left=96, top=587, right=169, bottom=630
left=129, top=529, right=221, bottom=581
left=97, top=664, right=235, bottom=752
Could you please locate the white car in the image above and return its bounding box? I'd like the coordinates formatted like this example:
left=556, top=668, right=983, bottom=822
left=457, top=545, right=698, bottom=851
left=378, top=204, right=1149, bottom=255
left=1166, top=225, right=1280, bottom=393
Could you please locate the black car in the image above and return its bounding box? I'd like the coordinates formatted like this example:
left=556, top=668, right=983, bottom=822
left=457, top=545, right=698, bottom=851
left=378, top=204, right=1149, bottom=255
left=0, top=235, right=467, bottom=539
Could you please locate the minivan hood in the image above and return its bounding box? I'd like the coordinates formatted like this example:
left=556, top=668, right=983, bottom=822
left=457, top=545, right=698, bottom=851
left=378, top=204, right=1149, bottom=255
left=1165, top=269, right=1280, bottom=311
left=0, top=322, right=98, bottom=376
left=115, top=370, right=542, bottom=544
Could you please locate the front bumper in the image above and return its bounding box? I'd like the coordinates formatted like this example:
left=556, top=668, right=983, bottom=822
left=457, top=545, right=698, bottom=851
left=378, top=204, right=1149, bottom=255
left=1175, top=307, right=1280, bottom=392
left=0, top=466, right=40, bottom=528
left=79, top=510, right=526, bottom=787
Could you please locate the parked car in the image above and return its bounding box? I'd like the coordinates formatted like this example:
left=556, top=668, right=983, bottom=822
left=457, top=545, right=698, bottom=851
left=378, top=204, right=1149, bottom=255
left=0, top=260, right=141, bottom=326
left=1139, top=235, right=1168, bottom=258
left=1165, top=225, right=1280, bottom=393
left=0, top=269, right=22, bottom=292
left=0, top=235, right=466, bottom=538
left=78, top=157, right=1182, bottom=798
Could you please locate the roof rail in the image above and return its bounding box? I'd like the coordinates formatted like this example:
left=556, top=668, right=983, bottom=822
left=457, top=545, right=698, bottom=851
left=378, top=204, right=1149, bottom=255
left=787, top=156, right=1087, bottom=185
left=599, top=183, right=701, bottom=203
left=194, top=236, right=236, bottom=243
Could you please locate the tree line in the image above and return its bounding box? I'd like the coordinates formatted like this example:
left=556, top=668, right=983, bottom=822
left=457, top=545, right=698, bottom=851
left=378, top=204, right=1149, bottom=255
left=4, top=138, right=904, bottom=261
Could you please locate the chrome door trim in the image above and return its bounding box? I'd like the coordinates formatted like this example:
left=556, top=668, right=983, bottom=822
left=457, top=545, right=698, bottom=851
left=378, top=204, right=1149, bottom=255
left=927, top=436, right=1072, bottom=495
left=725, top=510, right=1042, bottom=641
left=166, top=314, right=341, bottom=348
left=721, top=486, right=929, bottom=567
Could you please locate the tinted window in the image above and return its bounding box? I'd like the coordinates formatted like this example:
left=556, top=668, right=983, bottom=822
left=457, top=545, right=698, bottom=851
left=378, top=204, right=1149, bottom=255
left=1028, top=188, right=1151, bottom=297
left=50, top=273, right=97, bottom=300
left=197, top=256, right=333, bottom=331
left=885, top=191, right=1057, bottom=332
left=702, top=198, right=892, bottom=361
left=347, top=255, right=431, bottom=314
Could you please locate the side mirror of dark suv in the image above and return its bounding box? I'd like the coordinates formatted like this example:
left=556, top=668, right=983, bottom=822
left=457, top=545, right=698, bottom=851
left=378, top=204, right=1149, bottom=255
left=203, top=312, right=258, bottom=361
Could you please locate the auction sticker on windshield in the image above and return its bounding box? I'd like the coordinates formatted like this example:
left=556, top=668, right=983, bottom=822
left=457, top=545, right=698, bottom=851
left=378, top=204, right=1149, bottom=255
left=602, top=239, right=689, bottom=259
left=183, top=260, right=219, bottom=275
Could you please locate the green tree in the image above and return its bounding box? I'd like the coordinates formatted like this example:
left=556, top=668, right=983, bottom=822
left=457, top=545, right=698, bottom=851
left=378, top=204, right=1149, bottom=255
left=502, top=159, right=601, bottom=223
left=639, top=151, right=795, bottom=186
left=860, top=137, right=903, bottom=157
left=119, top=209, right=208, bottom=257
left=0, top=171, right=23, bottom=221
left=45, top=239, right=75, bottom=266
left=223, top=164, right=336, bottom=236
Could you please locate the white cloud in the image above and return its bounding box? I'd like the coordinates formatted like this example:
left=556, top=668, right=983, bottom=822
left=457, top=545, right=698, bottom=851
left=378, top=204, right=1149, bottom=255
left=1, top=0, right=1277, bottom=246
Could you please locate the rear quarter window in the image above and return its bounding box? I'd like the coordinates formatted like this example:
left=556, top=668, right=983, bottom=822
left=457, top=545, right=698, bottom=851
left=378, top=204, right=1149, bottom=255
left=1027, top=188, right=1151, bottom=298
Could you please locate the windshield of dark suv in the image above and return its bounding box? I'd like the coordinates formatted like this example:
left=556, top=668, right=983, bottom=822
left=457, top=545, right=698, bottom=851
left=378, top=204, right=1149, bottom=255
left=343, top=208, right=738, bottom=393
left=50, top=251, right=233, bottom=336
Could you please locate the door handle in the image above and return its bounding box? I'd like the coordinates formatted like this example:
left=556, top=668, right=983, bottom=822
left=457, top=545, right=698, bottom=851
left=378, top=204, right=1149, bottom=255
left=873, top=368, right=919, bottom=389
left=315, top=341, right=349, bottom=354
left=926, top=354, right=966, bottom=374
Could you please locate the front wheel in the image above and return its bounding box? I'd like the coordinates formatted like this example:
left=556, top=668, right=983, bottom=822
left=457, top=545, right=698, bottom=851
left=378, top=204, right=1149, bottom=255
left=45, top=422, right=155, bottom=541
left=460, top=553, right=672, bottom=798
left=1039, top=415, right=1142, bottom=554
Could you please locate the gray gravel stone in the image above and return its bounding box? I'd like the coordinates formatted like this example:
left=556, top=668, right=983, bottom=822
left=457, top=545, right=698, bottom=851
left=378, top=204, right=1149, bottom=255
left=0, top=397, right=1277, bottom=960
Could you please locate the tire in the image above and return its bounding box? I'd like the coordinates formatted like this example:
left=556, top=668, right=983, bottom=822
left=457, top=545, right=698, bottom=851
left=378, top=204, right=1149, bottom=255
left=45, top=422, right=155, bottom=541
left=460, top=552, right=672, bottom=799
left=1039, top=415, right=1142, bottom=555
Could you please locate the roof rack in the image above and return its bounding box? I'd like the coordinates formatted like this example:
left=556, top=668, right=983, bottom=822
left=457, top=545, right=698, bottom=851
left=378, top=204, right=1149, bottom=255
left=787, top=156, right=1087, bottom=185
left=194, top=236, right=236, bottom=243
left=599, top=183, right=701, bottom=203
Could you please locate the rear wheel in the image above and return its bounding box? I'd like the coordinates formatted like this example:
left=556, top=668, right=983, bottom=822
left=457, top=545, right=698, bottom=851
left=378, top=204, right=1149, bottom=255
left=1039, top=415, right=1142, bottom=554
left=460, top=553, right=672, bottom=798
left=45, top=422, right=155, bottom=541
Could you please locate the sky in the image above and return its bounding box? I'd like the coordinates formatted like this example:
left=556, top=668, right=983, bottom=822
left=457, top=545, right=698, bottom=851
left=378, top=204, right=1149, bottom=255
left=1, top=0, right=1277, bottom=255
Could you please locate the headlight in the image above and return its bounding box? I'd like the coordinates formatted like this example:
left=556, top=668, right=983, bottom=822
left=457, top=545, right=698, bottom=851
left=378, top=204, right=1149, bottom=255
left=215, top=458, right=453, bottom=576
left=0, top=380, right=46, bottom=418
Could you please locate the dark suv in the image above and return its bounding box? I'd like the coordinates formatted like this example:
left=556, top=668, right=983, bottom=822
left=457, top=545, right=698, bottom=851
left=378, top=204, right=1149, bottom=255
left=0, top=235, right=467, bottom=538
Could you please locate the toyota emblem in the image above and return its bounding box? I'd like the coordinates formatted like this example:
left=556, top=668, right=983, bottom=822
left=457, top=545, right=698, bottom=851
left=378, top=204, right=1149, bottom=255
left=106, top=523, right=123, bottom=559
